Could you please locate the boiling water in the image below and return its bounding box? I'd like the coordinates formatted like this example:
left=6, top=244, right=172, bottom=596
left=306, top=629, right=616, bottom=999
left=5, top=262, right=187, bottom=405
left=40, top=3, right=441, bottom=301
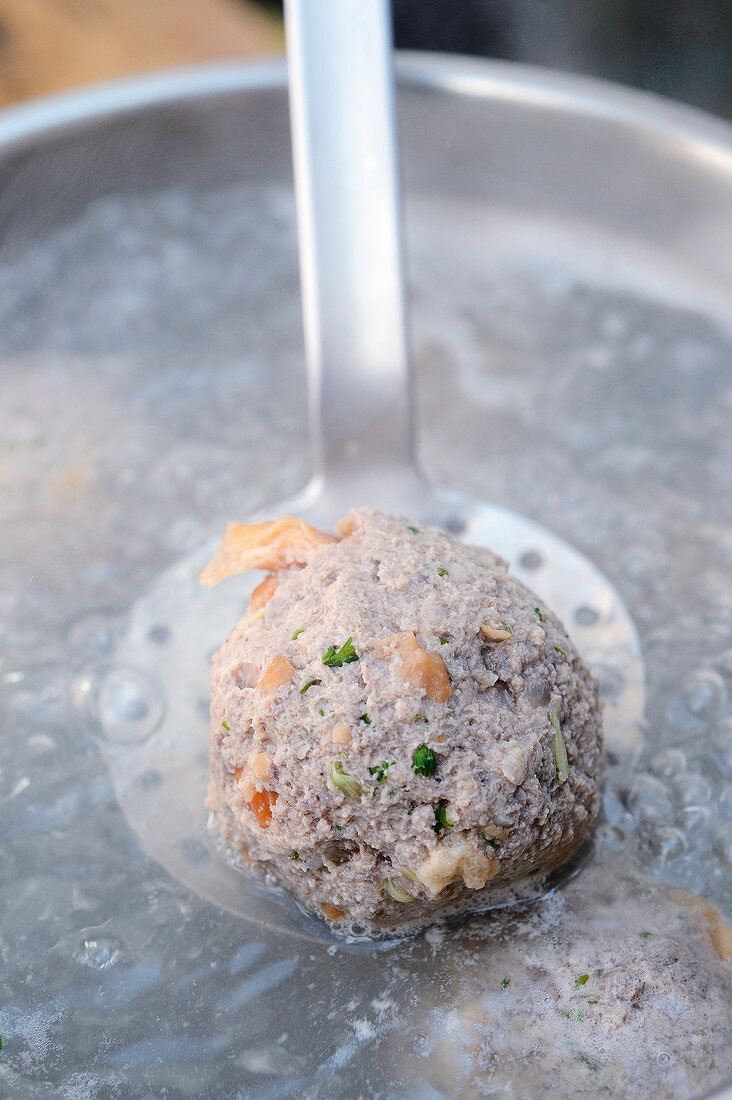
left=1, top=183, right=731, bottom=1097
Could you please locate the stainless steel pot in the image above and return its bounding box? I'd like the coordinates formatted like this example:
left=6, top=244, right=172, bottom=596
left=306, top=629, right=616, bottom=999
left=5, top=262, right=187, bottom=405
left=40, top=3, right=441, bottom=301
left=1, top=56, right=730, bottom=1098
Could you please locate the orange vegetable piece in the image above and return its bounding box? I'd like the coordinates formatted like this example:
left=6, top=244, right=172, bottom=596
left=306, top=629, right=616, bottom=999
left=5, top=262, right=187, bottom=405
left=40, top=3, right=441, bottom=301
left=375, top=632, right=451, bottom=703
left=199, top=516, right=336, bottom=587
left=257, top=656, right=295, bottom=695
left=249, top=788, right=278, bottom=827
left=250, top=573, right=278, bottom=609
left=321, top=903, right=345, bottom=920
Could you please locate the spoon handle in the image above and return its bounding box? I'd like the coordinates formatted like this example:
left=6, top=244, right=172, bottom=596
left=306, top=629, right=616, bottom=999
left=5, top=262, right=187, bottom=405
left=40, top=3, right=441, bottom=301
left=285, top=0, right=413, bottom=480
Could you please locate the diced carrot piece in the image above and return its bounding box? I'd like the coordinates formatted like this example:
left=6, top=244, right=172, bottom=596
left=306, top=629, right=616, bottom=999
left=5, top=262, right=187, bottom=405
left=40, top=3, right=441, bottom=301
left=249, top=788, right=278, bottom=827
left=200, top=517, right=336, bottom=587
left=321, top=903, right=345, bottom=920
left=375, top=632, right=451, bottom=703
left=250, top=573, right=278, bottom=609
left=257, top=656, right=295, bottom=694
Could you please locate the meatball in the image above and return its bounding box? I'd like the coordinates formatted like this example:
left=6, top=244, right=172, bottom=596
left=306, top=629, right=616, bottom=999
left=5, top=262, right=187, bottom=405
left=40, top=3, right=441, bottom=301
left=202, top=508, right=603, bottom=931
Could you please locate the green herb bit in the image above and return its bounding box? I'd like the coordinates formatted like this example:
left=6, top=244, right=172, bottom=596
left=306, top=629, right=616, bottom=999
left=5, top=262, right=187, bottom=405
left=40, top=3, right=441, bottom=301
left=436, top=567, right=449, bottom=577
left=407, top=525, right=420, bottom=534
left=549, top=698, right=570, bottom=783
left=322, top=637, right=359, bottom=668
left=334, top=825, right=343, bottom=831
left=500, top=620, right=512, bottom=634
left=566, top=1010, right=585, bottom=1022
left=481, top=834, right=500, bottom=849
left=359, top=713, right=371, bottom=725
left=369, top=760, right=395, bottom=783
left=330, top=761, right=365, bottom=800
left=554, top=645, right=566, bottom=656
left=415, top=714, right=429, bottom=724
left=221, top=721, right=230, bottom=731
left=433, top=800, right=452, bottom=834
left=407, top=803, right=415, bottom=816
left=534, top=607, right=547, bottom=622
left=579, top=1054, right=598, bottom=1076
left=575, top=974, right=590, bottom=988
left=292, top=628, right=305, bottom=640
left=318, top=708, right=325, bottom=717
left=501, top=977, right=510, bottom=989
left=300, top=678, right=321, bottom=694
left=412, top=744, right=437, bottom=777
left=438, top=635, right=449, bottom=645
left=289, top=851, right=299, bottom=860
left=639, top=931, right=653, bottom=938
left=587, top=1000, right=599, bottom=1005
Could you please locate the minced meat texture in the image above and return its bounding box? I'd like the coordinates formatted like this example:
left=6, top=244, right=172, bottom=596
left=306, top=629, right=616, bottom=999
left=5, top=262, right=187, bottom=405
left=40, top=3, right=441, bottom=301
left=204, top=507, right=603, bottom=930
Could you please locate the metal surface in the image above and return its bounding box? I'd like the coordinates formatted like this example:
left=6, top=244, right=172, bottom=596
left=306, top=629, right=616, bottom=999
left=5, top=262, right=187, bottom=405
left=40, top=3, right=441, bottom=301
left=1, top=56, right=731, bottom=1099
left=285, top=0, right=412, bottom=475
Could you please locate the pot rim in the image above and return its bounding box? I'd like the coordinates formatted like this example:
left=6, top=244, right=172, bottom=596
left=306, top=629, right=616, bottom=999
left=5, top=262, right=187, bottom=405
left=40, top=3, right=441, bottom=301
left=0, top=52, right=730, bottom=174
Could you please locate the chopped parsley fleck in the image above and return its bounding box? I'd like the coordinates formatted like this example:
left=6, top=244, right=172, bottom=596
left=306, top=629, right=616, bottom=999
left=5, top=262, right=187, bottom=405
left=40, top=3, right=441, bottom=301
left=221, top=721, right=230, bottom=731
left=438, top=635, right=449, bottom=645
left=407, top=525, right=420, bottom=534
left=639, top=931, right=653, bottom=938
left=407, top=803, right=415, bottom=816
left=433, top=800, right=452, bottom=834
left=501, top=977, right=510, bottom=989
left=415, top=714, right=429, bottom=724
left=369, top=761, right=395, bottom=783
left=292, top=628, right=305, bottom=640
left=318, top=708, right=325, bottom=717
left=500, top=620, right=512, bottom=634
left=412, top=744, right=437, bottom=776
left=554, top=645, right=566, bottom=656
left=534, top=607, right=547, bottom=622
left=300, top=678, right=321, bottom=694
left=579, top=1054, right=598, bottom=1076
left=359, top=713, right=371, bottom=725
left=334, top=825, right=343, bottom=832
left=289, top=851, right=299, bottom=860
left=587, top=1000, right=599, bottom=1005
left=575, top=974, right=590, bottom=988
left=481, top=834, right=500, bottom=849
left=436, top=567, right=449, bottom=577
left=322, top=637, right=359, bottom=668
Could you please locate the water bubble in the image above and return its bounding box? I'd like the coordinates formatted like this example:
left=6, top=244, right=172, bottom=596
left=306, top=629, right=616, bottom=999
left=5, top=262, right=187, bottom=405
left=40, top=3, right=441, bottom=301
left=67, top=612, right=116, bottom=656
left=679, top=669, right=727, bottom=723
left=712, top=822, right=732, bottom=865
left=74, top=935, right=123, bottom=970
left=71, top=662, right=164, bottom=743
left=414, top=1032, right=430, bottom=1054
left=650, top=748, right=687, bottom=780
left=718, top=782, right=732, bottom=822
left=711, top=716, right=732, bottom=776
left=638, top=825, right=687, bottom=863
left=625, top=776, right=673, bottom=824
left=6, top=665, right=68, bottom=726
left=602, top=786, right=636, bottom=832
left=97, top=667, right=164, bottom=741
left=656, top=1052, right=671, bottom=1067
left=673, top=772, right=713, bottom=807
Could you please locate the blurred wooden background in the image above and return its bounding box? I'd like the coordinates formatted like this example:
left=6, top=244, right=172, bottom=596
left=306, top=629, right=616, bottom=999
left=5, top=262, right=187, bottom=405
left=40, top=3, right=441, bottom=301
left=0, top=0, right=283, bottom=107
